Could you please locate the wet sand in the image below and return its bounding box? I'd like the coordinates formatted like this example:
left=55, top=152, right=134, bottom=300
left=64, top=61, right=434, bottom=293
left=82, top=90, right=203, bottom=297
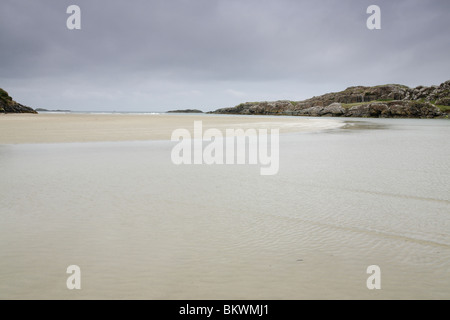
left=0, top=113, right=344, bottom=144
left=0, top=117, right=449, bottom=299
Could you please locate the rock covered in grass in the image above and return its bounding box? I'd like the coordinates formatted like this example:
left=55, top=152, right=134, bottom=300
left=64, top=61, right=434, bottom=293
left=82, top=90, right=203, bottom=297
left=0, top=88, right=37, bottom=114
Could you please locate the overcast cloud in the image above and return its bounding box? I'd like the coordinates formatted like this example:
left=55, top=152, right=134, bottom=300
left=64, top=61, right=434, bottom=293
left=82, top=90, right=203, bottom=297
left=1, top=0, right=449, bottom=111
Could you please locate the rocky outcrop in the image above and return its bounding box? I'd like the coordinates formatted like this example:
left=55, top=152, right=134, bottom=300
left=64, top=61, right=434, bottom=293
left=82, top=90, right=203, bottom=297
left=0, top=88, right=37, bottom=114
left=211, top=80, right=450, bottom=118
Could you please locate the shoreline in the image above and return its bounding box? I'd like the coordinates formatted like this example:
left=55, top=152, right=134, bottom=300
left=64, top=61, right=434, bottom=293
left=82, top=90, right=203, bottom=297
left=0, top=113, right=345, bottom=144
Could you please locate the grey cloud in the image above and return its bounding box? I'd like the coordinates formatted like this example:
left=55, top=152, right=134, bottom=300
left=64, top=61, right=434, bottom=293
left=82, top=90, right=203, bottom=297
left=1, top=0, right=449, bottom=111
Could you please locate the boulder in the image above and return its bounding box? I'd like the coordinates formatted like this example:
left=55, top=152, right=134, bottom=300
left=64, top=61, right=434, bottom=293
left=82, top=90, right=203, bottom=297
left=323, top=102, right=345, bottom=116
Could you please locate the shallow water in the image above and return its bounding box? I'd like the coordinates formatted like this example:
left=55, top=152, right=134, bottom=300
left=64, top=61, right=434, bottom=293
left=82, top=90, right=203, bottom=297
left=0, top=118, right=449, bottom=299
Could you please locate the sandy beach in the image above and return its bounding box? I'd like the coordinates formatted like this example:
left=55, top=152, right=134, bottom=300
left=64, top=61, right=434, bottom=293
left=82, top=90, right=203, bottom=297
left=2, top=0, right=450, bottom=303
left=0, top=113, right=344, bottom=144
left=1, top=116, right=449, bottom=299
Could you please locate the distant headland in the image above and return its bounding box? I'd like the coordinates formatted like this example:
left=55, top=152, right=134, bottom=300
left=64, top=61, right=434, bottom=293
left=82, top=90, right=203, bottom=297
left=35, top=108, right=71, bottom=112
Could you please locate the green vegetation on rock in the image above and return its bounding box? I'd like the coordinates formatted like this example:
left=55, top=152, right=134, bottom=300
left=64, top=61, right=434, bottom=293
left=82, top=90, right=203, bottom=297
left=0, top=88, right=38, bottom=114
left=0, top=88, right=13, bottom=105
left=436, top=105, right=450, bottom=113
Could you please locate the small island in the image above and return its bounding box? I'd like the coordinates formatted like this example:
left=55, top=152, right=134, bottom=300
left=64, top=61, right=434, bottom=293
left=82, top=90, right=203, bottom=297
left=167, top=109, right=203, bottom=113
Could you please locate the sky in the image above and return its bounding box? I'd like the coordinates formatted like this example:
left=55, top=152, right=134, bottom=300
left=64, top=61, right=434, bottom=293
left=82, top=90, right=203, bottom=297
left=1, top=0, right=449, bottom=112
